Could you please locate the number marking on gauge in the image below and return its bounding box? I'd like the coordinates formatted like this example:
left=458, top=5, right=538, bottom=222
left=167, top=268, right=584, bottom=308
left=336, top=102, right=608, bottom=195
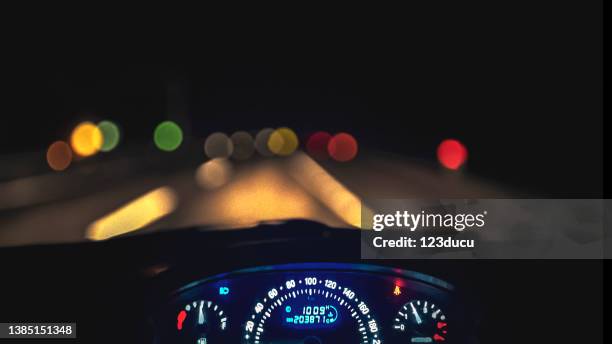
left=244, top=277, right=382, bottom=344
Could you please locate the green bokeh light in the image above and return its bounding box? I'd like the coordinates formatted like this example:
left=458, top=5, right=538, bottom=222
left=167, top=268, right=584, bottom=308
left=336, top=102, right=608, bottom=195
left=98, top=120, right=120, bottom=152
left=154, top=121, right=183, bottom=151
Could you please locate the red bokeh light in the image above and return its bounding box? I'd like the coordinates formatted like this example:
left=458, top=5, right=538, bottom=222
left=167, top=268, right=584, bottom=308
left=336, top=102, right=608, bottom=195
left=306, top=131, right=332, bottom=160
left=437, top=139, right=468, bottom=170
left=328, top=133, right=358, bottom=162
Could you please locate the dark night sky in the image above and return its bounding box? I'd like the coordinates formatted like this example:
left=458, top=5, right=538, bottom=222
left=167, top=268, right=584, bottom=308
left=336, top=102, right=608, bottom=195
left=0, top=1, right=603, bottom=197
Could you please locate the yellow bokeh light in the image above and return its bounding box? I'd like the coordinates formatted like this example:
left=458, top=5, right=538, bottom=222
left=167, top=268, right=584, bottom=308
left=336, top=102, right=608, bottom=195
left=86, top=186, right=178, bottom=240
left=70, top=122, right=104, bottom=157
left=267, top=127, right=299, bottom=156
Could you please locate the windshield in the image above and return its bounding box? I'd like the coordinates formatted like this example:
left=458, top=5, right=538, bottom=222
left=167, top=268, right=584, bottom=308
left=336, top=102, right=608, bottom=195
left=0, top=57, right=602, bottom=247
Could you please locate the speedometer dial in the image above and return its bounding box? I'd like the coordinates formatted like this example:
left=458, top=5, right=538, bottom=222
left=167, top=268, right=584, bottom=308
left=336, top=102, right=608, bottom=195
left=174, top=300, right=228, bottom=343
left=243, top=276, right=382, bottom=344
left=392, top=300, right=448, bottom=343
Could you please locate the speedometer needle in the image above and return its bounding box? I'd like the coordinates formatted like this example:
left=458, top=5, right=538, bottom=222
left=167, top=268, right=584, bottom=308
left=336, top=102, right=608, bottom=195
left=198, top=301, right=206, bottom=325
left=410, top=302, right=423, bottom=324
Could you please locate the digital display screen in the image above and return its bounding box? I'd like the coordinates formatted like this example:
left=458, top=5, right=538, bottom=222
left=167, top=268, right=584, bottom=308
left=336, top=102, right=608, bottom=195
left=283, top=303, right=339, bottom=328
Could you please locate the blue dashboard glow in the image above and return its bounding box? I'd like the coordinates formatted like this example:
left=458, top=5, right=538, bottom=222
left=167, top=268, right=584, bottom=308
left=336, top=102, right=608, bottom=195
left=162, top=263, right=456, bottom=344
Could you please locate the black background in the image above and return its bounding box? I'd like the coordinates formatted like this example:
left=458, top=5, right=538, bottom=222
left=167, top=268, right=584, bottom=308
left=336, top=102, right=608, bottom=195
left=0, top=0, right=603, bottom=197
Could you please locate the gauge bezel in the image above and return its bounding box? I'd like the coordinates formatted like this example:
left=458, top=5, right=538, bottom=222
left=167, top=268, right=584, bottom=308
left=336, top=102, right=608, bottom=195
left=153, top=263, right=461, bottom=343
left=172, top=263, right=454, bottom=297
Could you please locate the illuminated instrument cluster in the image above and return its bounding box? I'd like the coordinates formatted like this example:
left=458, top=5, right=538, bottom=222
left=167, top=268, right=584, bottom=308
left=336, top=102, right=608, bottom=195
left=153, top=263, right=468, bottom=343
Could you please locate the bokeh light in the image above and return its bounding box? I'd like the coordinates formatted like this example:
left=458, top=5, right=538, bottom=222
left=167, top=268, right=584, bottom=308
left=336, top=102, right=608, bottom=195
left=97, top=120, right=120, bottom=152
left=230, top=131, right=255, bottom=160
left=437, top=139, right=468, bottom=170
left=204, top=132, right=234, bottom=159
left=195, top=158, right=233, bottom=190
left=255, top=128, right=275, bottom=157
left=267, top=127, right=299, bottom=156
left=154, top=121, right=183, bottom=152
left=86, top=186, right=178, bottom=241
left=46, top=141, right=72, bottom=171
left=70, top=122, right=103, bottom=157
left=328, top=133, right=358, bottom=162
left=306, top=131, right=332, bottom=160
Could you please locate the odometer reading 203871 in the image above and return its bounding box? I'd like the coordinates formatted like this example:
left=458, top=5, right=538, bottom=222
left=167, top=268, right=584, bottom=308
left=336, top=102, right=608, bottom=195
left=243, top=276, right=382, bottom=344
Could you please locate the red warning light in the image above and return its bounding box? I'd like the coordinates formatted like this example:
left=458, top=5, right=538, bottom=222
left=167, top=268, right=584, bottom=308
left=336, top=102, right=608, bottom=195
left=437, top=322, right=448, bottom=329
left=437, top=139, right=467, bottom=170
left=177, top=310, right=187, bottom=330
left=433, top=333, right=446, bottom=341
left=328, top=133, right=358, bottom=162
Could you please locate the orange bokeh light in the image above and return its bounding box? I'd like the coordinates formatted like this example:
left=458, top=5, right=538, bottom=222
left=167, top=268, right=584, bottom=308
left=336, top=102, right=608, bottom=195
left=70, top=122, right=103, bottom=157
left=46, top=141, right=73, bottom=171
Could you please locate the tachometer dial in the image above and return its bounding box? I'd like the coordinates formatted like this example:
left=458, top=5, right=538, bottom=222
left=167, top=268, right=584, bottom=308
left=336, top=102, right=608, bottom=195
left=243, top=276, right=382, bottom=344
left=175, top=300, right=228, bottom=343
left=392, top=300, right=448, bottom=343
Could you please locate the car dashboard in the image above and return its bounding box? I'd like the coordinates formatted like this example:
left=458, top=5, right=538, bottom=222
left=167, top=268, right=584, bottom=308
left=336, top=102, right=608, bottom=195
left=0, top=220, right=602, bottom=344
left=155, top=263, right=464, bottom=344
